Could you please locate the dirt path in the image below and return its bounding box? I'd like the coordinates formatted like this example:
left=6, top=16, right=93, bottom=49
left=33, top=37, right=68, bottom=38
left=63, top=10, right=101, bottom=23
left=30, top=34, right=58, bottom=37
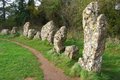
left=8, top=40, right=80, bottom=80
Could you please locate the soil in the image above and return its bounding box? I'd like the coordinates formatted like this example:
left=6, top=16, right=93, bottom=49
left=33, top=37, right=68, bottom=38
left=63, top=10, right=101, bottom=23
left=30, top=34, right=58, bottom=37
left=6, top=40, right=80, bottom=80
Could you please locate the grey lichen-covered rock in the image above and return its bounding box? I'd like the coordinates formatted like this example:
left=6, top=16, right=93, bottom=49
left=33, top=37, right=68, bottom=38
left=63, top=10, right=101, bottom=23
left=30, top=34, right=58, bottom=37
left=1, top=29, right=10, bottom=35
left=23, top=22, right=30, bottom=36
left=11, top=27, right=17, bottom=34
left=78, top=1, right=107, bottom=72
left=54, top=26, right=67, bottom=53
left=65, top=45, right=79, bottom=59
left=33, top=31, right=41, bottom=39
left=41, top=21, right=56, bottom=43
left=27, top=29, right=36, bottom=39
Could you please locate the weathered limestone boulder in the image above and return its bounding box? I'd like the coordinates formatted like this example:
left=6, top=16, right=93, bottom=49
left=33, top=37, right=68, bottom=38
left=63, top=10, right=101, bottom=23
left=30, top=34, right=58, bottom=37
left=23, top=22, right=30, bottom=36
left=34, top=31, right=41, bottom=39
left=78, top=2, right=107, bottom=72
left=1, top=29, right=9, bottom=35
left=65, top=45, right=79, bottom=59
left=27, top=29, right=36, bottom=39
left=11, top=27, right=17, bottom=34
left=54, top=26, right=67, bottom=53
left=41, top=21, right=56, bottom=43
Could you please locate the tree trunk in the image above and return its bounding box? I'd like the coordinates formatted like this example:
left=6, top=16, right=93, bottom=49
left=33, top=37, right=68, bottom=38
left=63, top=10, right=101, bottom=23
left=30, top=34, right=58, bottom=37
left=2, top=0, right=5, bottom=21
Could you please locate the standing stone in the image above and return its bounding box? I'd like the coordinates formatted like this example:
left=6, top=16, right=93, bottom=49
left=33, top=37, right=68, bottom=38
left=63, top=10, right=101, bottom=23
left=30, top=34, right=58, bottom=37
left=27, top=29, right=36, bottom=39
left=78, top=2, right=107, bottom=72
left=1, top=29, right=9, bottom=35
left=41, top=21, right=56, bottom=43
left=34, top=31, right=41, bottom=39
left=54, top=26, right=67, bottom=53
left=11, top=27, right=17, bottom=34
left=23, top=22, right=30, bottom=36
left=65, top=45, right=79, bottom=59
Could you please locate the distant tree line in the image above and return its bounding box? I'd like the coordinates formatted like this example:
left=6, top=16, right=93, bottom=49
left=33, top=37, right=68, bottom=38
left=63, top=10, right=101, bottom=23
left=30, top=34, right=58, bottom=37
left=0, top=0, right=120, bottom=38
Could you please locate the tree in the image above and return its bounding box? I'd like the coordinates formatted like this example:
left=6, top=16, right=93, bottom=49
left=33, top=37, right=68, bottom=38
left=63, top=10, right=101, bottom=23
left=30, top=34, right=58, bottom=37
left=2, top=0, right=6, bottom=21
left=14, top=0, right=28, bottom=25
left=27, top=0, right=39, bottom=19
left=15, top=0, right=41, bottom=26
left=40, top=0, right=62, bottom=27
left=0, top=0, right=11, bottom=27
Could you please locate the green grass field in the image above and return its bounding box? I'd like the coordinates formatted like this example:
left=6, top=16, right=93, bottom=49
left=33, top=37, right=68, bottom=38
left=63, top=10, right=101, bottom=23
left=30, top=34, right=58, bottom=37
left=0, top=39, right=43, bottom=80
left=0, top=35, right=120, bottom=80
left=13, top=36, right=120, bottom=80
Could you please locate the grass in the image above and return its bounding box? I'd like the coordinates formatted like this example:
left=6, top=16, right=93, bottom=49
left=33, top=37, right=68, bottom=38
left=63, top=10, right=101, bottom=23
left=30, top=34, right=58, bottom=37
left=102, top=42, right=120, bottom=80
left=0, top=34, right=120, bottom=80
left=80, top=70, right=108, bottom=80
left=0, top=39, right=43, bottom=80
left=13, top=36, right=76, bottom=75
left=70, top=63, right=82, bottom=77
